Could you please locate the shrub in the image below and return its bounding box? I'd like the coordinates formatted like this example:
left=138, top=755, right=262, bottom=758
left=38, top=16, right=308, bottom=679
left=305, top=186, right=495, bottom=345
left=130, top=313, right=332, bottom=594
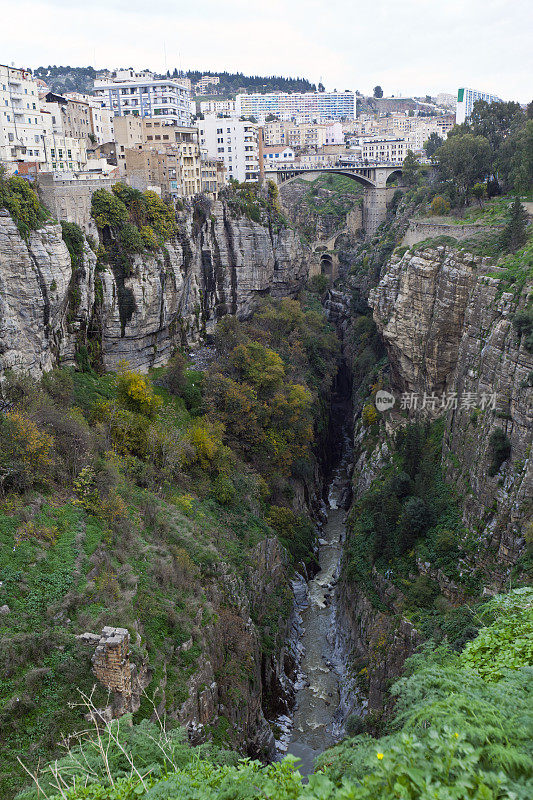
left=118, top=222, right=144, bottom=253
left=430, top=195, right=450, bottom=215
left=362, top=403, right=379, bottom=426
left=0, top=411, right=54, bottom=491
left=0, top=174, right=48, bottom=236
left=488, top=428, right=511, bottom=475
left=164, top=352, right=187, bottom=395
left=91, top=188, right=129, bottom=229
left=116, top=363, right=162, bottom=419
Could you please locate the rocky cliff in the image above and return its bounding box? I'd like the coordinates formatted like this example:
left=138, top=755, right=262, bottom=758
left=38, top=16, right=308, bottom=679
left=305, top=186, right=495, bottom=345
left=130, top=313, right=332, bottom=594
left=0, top=199, right=315, bottom=377
left=369, top=245, right=532, bottom=578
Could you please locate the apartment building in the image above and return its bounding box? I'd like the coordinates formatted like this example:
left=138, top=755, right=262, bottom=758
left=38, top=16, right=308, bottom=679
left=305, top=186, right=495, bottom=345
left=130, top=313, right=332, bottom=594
left=0, top=64, right=46, bottom=166
left=236, top=91, right=356, bottom=122
left=42, top=134, right=88, bottom=171
left=124, top=144, right=201, bottom=198
left=197, top=116, right=260, bottom=182
left=195, top=75, right=220, bottom=95
left=64, top=93, right=115, bottom=144
left=200, top=154, right=225, bottom=195
left=94, top=69, right=191, bottom=125
left=456, top=88, right=502, bottom=124
left=114, top=116, right=143, bottom=174
left=262, top=145, right=295, bottom=167
left=262, top=120, right=344, bottom=149
left=199, top=99, right=237, bottom=116
left=360, top=137, right=408, bottom=164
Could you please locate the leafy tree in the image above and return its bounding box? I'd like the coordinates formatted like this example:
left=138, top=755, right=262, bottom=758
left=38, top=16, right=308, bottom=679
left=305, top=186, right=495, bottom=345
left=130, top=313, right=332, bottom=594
left=469, top=99, right=524, bottom=151
left=142, top=190, right=177, bottom=239
left=401, top=150, right=419, bottom=186
left=508, top=119, right=533, bottom=193
left=373, top=85, right=383, bottom=98
left=424, top=132, right=444, bottom=159
left=434, top=134, right=491, bottom=200
left=0, top=174, right=48, bottom=236
left=471, top=182, right=485, bottom=206
left=500, top=197, right=529, bottom=253
left=91, top=188, right=129, bottom=229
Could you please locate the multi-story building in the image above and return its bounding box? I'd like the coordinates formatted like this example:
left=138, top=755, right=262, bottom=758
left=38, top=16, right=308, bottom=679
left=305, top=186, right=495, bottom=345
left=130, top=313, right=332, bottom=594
left=199, top=99, right=237, bottom=116
left=94, top=70, right=191, bottom=125
left=200, top=154, right=225, bottom=195
left=456, top=88, right=502, bottom=124
left=262, top=145, right=295, bottom=167
left=262, top=120, right=344, bottom=149
left=65, top=93, right=115, bottom=144
left=236, top=91, right=356, bottom=122
left=360, top=137, right=408, bottom=164
left=0, top=64, right=46, bottom=167
left=124, top=143, right=202, bottom=198
left=195, top=75, right=220, bottom=95
left=197, top=116, right=260, bottom=182
left=113, top=115, right=143, bottom=174
left=42, top=134, right=88, bottom=171
left=123, top=120, right=203, bottom=197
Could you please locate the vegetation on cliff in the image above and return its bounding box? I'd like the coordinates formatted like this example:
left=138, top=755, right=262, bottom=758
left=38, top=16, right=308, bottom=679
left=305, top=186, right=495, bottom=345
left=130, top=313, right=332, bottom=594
left=16, top=588, right=533, bottom=799
left=0, top=295, right=337, bottom=798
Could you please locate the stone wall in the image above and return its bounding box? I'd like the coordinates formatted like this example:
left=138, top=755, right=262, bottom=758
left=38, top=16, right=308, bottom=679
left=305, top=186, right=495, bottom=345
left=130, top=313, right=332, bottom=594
left=403, top=218, right=502, bottom=247
left=37, top=172, right=118, bottom=237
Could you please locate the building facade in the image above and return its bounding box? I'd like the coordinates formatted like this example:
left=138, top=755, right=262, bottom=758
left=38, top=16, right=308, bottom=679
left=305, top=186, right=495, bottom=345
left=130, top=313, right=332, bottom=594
left=360, top=137, right=408, bottom=164
left=94, top=70, right=191, bottom=125
left=456, top=88, right=502, bottom=124
left=0, top=64, right=46, bottom=167
left=262, top=145, right=295, bottom=166
left=197, top=117, right=260, bottom=182
left=236, top=91, right=356, bottom=122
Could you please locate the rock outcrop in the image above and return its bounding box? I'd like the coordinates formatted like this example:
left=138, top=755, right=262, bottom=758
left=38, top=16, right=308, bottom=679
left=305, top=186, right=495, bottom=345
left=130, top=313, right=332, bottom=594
left=0, top=199, right=315, bottom=377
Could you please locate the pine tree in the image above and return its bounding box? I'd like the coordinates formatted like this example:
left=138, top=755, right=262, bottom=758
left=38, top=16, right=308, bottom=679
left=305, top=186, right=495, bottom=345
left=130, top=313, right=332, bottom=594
left=500, top=197, right=529, bottom=252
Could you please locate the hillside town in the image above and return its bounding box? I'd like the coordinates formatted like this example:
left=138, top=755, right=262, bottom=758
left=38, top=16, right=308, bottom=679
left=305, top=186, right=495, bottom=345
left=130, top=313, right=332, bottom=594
left=0, top=63, right=504, bottom=233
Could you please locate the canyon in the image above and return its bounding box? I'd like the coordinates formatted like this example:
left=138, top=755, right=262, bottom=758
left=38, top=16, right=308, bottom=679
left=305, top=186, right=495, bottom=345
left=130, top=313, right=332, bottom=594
left=0, top=186, right=531, bottom=798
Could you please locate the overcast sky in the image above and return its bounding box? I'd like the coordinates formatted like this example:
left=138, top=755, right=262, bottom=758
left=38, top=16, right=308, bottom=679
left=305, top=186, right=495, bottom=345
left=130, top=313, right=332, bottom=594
left=1, top=0, right=532, bottom=102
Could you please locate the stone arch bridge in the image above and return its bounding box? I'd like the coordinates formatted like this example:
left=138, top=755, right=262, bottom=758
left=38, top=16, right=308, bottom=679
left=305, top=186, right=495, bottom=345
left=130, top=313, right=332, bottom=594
left=264, top=162, right=402, bottom=236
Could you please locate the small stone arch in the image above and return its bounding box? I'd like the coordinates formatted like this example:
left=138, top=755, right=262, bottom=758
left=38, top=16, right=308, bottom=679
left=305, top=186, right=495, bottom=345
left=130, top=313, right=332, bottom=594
left=320, top=252, right=334, bottom=278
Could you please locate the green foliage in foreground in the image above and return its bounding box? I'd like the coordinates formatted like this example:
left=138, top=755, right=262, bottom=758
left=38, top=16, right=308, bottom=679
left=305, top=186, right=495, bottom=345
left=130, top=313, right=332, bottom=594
left=0, top=174, right=49, bottom=237
left=18, top=591, right=533, bottom=799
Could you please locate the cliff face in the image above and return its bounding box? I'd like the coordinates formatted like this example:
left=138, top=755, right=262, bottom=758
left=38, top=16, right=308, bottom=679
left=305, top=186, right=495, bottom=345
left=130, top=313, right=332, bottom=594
left=0, top=199, right=314, bottom=377
left=369, top=245, right=532, bottom=576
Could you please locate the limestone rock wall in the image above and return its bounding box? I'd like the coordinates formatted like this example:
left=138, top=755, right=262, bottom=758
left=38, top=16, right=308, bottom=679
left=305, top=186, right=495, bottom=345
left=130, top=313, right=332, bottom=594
left=369, top=245, right=532, bottom=576
left=0, top=199, right=314, bottom=378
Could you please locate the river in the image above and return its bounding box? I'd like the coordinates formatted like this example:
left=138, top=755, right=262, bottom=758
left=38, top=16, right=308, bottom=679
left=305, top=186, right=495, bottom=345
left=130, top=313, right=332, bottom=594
left=277, top=422, right=353, bottom=774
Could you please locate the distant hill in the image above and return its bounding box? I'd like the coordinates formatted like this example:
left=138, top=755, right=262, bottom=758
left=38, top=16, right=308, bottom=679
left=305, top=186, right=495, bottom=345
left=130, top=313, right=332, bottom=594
left=33, top=65, right=97, bottom=94
left=32, top=65, right=315, bottom=97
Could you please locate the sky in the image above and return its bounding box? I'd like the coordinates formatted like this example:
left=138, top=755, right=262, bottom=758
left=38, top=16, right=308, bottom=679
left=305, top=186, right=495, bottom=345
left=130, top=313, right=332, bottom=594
left=1, top=0, right=532, bottom=102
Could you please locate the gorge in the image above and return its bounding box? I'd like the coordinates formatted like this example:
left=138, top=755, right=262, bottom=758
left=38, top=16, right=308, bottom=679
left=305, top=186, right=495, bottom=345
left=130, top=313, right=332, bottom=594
left=0, top=172, right=531, bottom=800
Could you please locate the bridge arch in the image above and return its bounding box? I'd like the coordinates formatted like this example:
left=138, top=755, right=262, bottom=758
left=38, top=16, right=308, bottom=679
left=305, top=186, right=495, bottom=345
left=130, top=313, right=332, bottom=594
left=386, top=169, right=403, bottom=185
left=267, top=168, right=377, bottom=189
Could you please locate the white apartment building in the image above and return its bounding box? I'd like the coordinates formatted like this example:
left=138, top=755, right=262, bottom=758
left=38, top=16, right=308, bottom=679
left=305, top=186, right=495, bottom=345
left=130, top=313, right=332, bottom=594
left=236, top=91, right=356, bottom=123
left=197, top=116, right=259, bottom=182
left=42, top=134, right=88, bottom=171
left=360, top=137, right=408, bottom=164
left=262, top=145, right=295, bottom=167
left=199, top=100, right=237, bottom=116
left=0, top=64, right=46, bottom=166
left=94, top=70, right=191, bottom=125
left=456, top=88, right=502, bottom=124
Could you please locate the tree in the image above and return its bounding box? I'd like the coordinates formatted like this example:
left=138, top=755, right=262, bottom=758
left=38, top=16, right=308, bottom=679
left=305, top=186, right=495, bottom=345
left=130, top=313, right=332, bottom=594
left=318, top=82, right=325, bottom=93
left=434, top=134, right=491, bottom=200
left=508, top=119, right=533, bottom=194
left=500, top=197, right=529, bottom=253
left=373, top=85, right=383, bottom=98
left=430, top=195, right=450, bottom=215
left=471, top=182, right=485, bottom=206
left=91, top=188, right=129, bottom=230
left=402, top=150, right=419, bottom=186
left=424, top=132, right=444, bottom=159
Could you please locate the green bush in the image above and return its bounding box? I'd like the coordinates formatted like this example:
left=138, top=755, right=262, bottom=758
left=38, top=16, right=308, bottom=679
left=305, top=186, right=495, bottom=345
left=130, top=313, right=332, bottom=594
left=0, top=174, right=49, bottom=236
